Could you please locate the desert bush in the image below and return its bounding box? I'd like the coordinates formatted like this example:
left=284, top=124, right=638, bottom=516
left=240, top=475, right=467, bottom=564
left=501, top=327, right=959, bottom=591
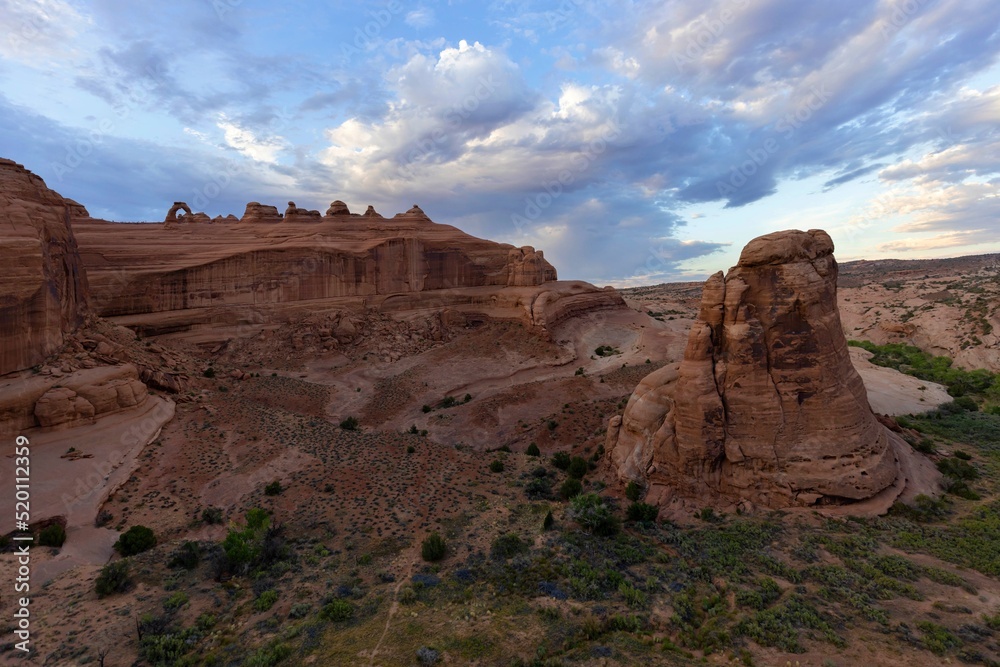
left=626, top=502, right=659, bottom=523
left=525, top=476, right=553, bottom=500
left=163, top=591, right=189, bottom=612
left=320, top=599, right=354, bottom=622
left=421, top=532, right=447, bottom=561
left=567, top=456, right=588, bottom=479
left=625, top=481, right=642, bottom=502
left=526, top=443, right=540, bottom=456
left=568, top=494, right=620, bottom=537
left=39, top=524, right=66, bottom=547
left=938, top=457, right=979, bottom=481
left=340, top=416, right=359, bottom=430
left=489, top=460, right=504, bottom=473
left=289, top=603, right=311, bottom=619
left=202, top=367, right=216, bottom=378
left=168, top=541, right=201, bottom=570
left=559, top=478, right=583, bottom=500
left=254, top=589, right=279, bottom=612
left=95, top=560, right=131, bottom=597
left=115, top=525, right=156, bottom=556
left=551, top=452, right=571, bottom=470
left=264, top=480, right=282, bottom=496
left=543, top=511, right=554, bottom=531
left=491, top=533, right=529, bottom=560
left=95, top=509, right=113, bottom=527
left=201, top=507, right=224, bottom=524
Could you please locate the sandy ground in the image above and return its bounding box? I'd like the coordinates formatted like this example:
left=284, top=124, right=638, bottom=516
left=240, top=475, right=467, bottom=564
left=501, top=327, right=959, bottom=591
left=851, top=347, right=952, bottom=415
left=0, top=397, right=174, bottom=584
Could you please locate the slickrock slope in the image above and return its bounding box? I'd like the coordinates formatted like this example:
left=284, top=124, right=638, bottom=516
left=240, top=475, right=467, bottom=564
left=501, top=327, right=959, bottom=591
left=0, top=159, right=90, bottom=375
left=608, top=229, right=927, bottom=510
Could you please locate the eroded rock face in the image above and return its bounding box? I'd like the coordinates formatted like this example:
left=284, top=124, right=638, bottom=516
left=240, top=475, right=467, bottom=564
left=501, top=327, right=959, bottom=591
left=0, top=159, right=90, bottom=375
left=326, top=200, right=351, bottom=216
left=240, top=202, right=283, bottom=223
left=608, top=229, right=901, bottom=509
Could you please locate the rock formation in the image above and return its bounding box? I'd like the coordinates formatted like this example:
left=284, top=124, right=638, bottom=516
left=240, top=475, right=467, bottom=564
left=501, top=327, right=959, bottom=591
left=608, top=229, right=911, bottom=510
left=363, top=205, right=379, bottom=217
left=0, top=159, right=90, bottom=376
left=285, top=201, right=321, bottom=220
left=165, top=201, right=193, bottom=222
left=240, top=202, right=283, bottom=223
left=507, top=246, right=558, bottom=287
left=326, top=200, right=351, bottom=216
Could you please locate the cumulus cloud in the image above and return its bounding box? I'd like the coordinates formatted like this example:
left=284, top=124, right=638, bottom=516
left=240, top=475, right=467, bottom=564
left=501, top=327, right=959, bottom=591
left=217, top=114, right=288, bottom=164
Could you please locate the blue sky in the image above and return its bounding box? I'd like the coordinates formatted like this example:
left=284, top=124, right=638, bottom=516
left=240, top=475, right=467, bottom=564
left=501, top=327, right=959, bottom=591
left=1, top=0, right=999, bottom=285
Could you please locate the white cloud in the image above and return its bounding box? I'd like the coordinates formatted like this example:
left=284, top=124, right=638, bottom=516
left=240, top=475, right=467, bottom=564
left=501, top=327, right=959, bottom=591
left=405, top=7, right=435, bottom=29
left=0, top=0, right=91, bottom=63
left=217, top=114, right=288, bottom=164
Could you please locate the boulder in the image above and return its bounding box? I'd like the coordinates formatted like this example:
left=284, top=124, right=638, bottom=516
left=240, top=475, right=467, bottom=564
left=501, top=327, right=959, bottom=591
left=326, top=200, right=351, bottom=216
left=240, top=202, right=283, bottom=223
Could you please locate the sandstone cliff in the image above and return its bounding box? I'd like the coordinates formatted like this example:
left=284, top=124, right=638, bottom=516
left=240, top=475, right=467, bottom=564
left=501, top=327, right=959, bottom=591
left=0, top=159, right=90, bottom=376
left=608, top=229, right=917, bottom=510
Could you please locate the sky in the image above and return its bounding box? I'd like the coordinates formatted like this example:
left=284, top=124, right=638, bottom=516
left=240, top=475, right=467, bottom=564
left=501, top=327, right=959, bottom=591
left=1, top=0, right=999, bottom=285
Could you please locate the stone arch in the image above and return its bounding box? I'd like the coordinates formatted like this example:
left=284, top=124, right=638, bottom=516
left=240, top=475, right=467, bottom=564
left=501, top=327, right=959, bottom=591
left=165, top=202, right=193, bottom=222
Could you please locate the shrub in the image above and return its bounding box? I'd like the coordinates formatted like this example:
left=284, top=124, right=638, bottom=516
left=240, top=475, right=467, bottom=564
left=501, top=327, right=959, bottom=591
left=491, top=533, right=529, bottom=560
left=340, top=416, right=359, bottom=431
left=559, top=478, right=583, bottom=500
left=626, top=502, right=659, bottom=523
left=421, top=532, right=447, bottom=562
left=417, top=647, right=441, bottom=665
left=526, top=443, right=540, bottom=456
left=39, top=524, right=66, bottom=547
left=489, top=460, right=504, bottom=473
left=95, top=560, right=131, bottom=597
left=568, top=493, right=620, bottom=536
left=264, top=480, right=282, bottom=496
left=422, top=405, right=431, bottom=413
left=954, top=450, right=972, bottom=460
left=255, top=589, right=279, bottom=612
left=938, top=457, right=979, bottom=481
left=115, top=525, right=156, bottom=556
left=953, top=396, right=979, bottom=412
left=202, top=507, right=224, bottom=524
left=551, top=452, right=571, bottom=470
left=163, top=591, right=189, bottom=612
left=525, top=477, right=553, bottom=500
left=202, top=367, right=216, bottom=378
left=168, top=541, right=201, bottom=570
left=289, top=603, right=311, bottom=619
left=543, top=511, right=554, bottom=531
left=407, top=445, right=415, bottom=454
left=567, top=456, right=588, bottom=479
left=547, top=420, right=558, bottom=431
left=321, top=599, right=354, bottom=622
left=625, top=481, right=642, bottom=502
left=95, top=509, right=113, bottom=527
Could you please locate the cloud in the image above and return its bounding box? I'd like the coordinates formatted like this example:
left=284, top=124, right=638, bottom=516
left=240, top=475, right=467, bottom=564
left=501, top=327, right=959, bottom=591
left=405, top=7, right=435, bottom=29
left=217, top=113, right=289, bottom=164
left=0, top=0, right=91, bottom=64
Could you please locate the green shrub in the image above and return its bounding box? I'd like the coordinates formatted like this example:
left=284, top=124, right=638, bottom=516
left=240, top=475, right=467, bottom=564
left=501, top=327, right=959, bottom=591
left=168, top=541, right=201, bottom=570
left=626, top=502, right=659, bottom=523
left=95, top=560, right=131, bottom=597
left=264, top=480, right=282, bottom=496
left=559, top=478, right=583, bottom=500
left=421, top=532, right=447, bottom=562
left=115, top=525, right=156, bottom=556
left=202, top=367, right=216, bottom=378
left=201, top=507, right=224, bottom=524
left=526, top=443, right=540, bottom=456
left=289, top=603, right=311, bottom=619
left=254, top=589, right=279, bottom=612
left=38, top=523, right=66, bottom=547
left=937, top=457, right=979, bottom=481
left=917, top=620, right=962, bottom=655
left=542, top=511, right=554, bottom=531
left=243, top=641, right=292, bottom=667
left=340, top=416, right=359, bottom=430
left=625, top=481, right=642, bottom=502
left=568, top=493, right=620, bottom=536
left=491, top=533, right=528, bottom=560
left=321, top=599, right=354, bottom=622
left=954, top=450, right=972, bottom=460
left=406, top=445, right=415, bottom=454
left=163, top=591, right=189, bottom=612
left=567, top=456, right=588, bottom=479
left=489, top=460, right=504, bottom=473
left=551, top=452, right=571, bottom=470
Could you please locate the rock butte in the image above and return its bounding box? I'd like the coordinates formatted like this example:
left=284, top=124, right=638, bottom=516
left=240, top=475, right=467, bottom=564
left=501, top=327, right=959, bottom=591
left=607, top=229, right=936, bottom=511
